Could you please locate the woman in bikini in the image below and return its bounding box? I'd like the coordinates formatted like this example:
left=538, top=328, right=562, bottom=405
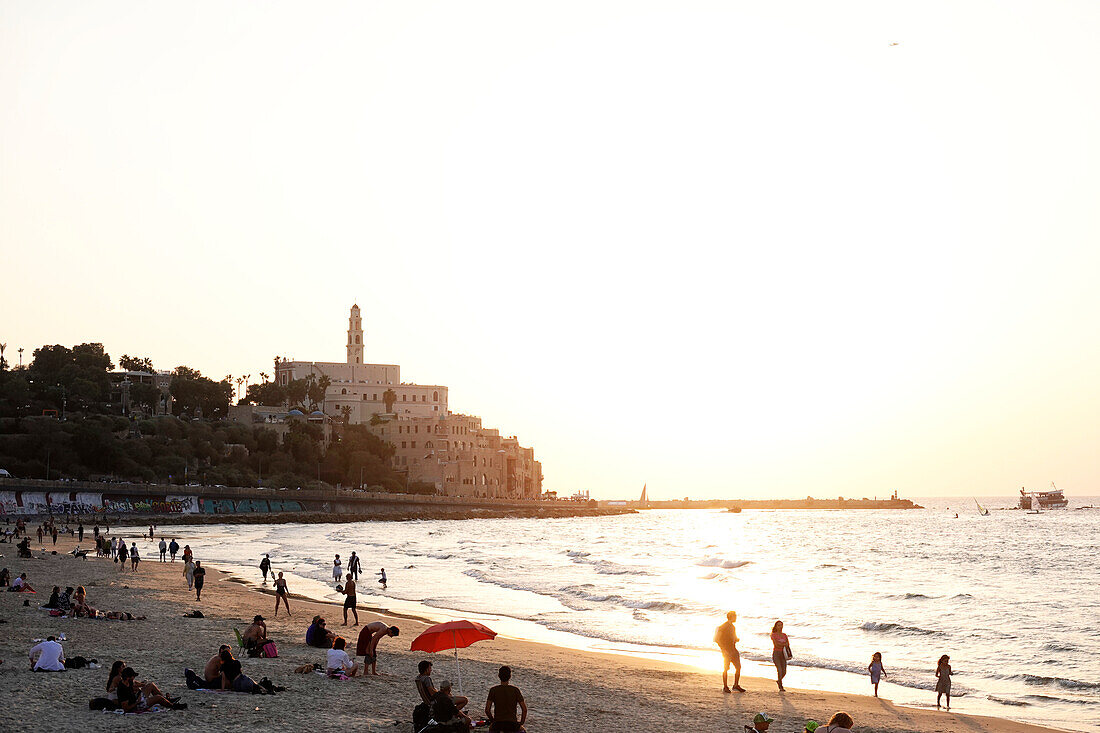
left=274, top=571, right=291, bottom=617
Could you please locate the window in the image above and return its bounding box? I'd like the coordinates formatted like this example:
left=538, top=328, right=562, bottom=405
left=363, top=394, right=368, bottom=401
left=356, top=358, right=360, bottom=363
left=355, top=335, right=360, bottom=344
left=373, top=393, right=378, bottom=400
left=411, top=441, right=416, bottom=449
left=421, top=395, right=426, bottom=402
left=433, top=391, right=438, bottom=401
left=401, top=441, right=407, bottom=448
left=414, top=425, right=419, bottom=433
left=426, top=441, right=433, bottom=448
left=402, top=394, right=407, bottom=401
left=341, top=388, right=347, bottom=394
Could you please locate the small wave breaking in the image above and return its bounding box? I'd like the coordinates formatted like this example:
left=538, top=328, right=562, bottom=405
left=859, top=621, right=943, bottom=637
left=696, top=557, right=751, bottom=569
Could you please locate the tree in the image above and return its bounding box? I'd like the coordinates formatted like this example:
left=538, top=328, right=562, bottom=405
left=118, top=355, right=154, bottom=372
left=286, top=378, right=308, bottom=408
left=170, top=367, right=232, bottom=418
left=383, top=389, right=396, bottom=413
left=243, top=381, right=287, bottom=407
left=307, top=375, right=331, bottom=411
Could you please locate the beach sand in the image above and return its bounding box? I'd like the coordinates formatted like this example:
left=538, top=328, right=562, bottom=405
left=0, top=531, right=1062, bottom=733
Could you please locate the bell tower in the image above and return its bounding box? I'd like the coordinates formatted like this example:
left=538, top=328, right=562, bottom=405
left=347, top=304, right=364, bottom=364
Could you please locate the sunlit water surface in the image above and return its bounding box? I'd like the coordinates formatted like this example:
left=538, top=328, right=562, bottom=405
left=163, top=498, right=1100, bottom=732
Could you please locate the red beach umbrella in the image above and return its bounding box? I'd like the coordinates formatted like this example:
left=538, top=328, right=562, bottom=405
left=411, top=620, right=497, bottom=691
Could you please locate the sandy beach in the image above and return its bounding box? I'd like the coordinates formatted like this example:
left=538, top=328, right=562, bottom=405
left=0, top=530, right=1065, bottom=733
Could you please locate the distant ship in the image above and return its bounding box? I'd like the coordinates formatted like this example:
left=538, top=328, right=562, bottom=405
left=1018, top=484, right=1069, bottom=510
left=974, top=499, right=990, bottom=516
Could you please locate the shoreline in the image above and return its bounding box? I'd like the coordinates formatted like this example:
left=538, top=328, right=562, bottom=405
left=0, top=531, right=1070, bottom=733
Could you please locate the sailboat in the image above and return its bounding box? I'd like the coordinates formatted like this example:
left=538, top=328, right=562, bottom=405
left=638, top=484, right=649, bottom=508
left=974, top=499, right=990, bottom=516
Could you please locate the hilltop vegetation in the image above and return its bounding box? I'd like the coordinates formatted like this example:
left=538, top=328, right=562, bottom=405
left=0, top=344, right=420, bottom=491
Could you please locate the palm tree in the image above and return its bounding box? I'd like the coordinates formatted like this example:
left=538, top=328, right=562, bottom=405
left=259, top=372, right=270, bottom=383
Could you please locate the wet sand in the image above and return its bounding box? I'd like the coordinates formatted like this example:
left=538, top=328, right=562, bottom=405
left=0, top=531, right=1063, bottom=732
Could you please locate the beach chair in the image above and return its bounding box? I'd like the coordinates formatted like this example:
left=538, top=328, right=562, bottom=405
left=234, top=628, right=246, bottom=653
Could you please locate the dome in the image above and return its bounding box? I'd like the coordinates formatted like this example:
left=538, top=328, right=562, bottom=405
left=287, top=409, right=304, bottom=416
left=310, top=410, right=325, bottom=417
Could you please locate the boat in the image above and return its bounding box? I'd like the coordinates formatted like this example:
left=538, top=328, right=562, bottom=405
left=974, top=499, right=990, bottom=516
left=1018, top=484, right=1069, bottom=510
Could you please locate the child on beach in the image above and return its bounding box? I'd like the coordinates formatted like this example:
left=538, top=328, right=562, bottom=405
left=868, top=652, right=887, bottom=697
left=935, top=655, right=952, bottom=710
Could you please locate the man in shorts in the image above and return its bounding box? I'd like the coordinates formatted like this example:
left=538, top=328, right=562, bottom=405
left=715, top=610, right=745, bottom=692
left=339, top=573, right=358, bottom=626
left=356, top=620, right=399, bottom=675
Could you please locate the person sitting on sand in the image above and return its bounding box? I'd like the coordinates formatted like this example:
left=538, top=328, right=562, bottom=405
left=117, top=667, right=186, bottom=711
left=57, top=587, right=73, bottom=614
left=417, top=660, right=468, bottom=710
left=43, top=586, right=61, bottom=609
left=219, top=648, right=265, bottom=694
left=356, top=621, right=399, bottom=675
left=104, top=610, right=145, bottom=620
left=29, top=636, right=66, bottom=671
left=107, top=660, right=173, bottom=703
left=818, top=712, right=854, bottom=732
left=307, top=615, right=335, bottom=648
left=185, top=644, right=231, bottom=689
left=326, top=637, right=358, bottom=677
left=0, top=568, right=9, bottom=587
left=485, top=665, right=527, bottom=733
left=12, top=572, right=35, bottom=592
left=431, top=680, right=473, bottom=731
left=243, top=615, right=267, bottom=656
left=744, top=712, right=774, bottom=732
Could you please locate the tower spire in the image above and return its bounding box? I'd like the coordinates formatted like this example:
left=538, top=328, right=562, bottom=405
left=347, top=304, right=364, bottom=365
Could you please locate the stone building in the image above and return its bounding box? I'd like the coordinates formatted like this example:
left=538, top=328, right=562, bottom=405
left=266, top=305, right=541, bottom=499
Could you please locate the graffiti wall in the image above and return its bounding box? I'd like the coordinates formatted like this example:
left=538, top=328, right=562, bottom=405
left=0, top=491, right=199, bottom=515
left=0, top=491, right=304, bottom=515
left=198, top=498, right=303, bottom=514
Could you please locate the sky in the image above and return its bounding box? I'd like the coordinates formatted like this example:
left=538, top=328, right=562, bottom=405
left=1, top=1, right=1098, bottom=499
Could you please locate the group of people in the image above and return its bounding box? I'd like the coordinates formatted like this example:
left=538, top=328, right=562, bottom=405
left=715, top=611, right=954, bottom=710
left=414, top=661, right=527, bottom=732
left=183, top=644, right=280, bottom=694
left=306, top=615, right=400, bottom=677
left=744, top=710, right=855, bottom=732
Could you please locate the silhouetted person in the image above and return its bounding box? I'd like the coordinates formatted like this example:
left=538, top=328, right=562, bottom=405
left=715, top=610, right=744, bottom=692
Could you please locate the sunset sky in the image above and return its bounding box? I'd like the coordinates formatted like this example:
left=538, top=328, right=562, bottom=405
left=2, top=1, right=1097, bottom=498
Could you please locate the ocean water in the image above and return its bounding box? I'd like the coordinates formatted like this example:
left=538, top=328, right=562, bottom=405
left=165, top=498, right=1100, bottom=732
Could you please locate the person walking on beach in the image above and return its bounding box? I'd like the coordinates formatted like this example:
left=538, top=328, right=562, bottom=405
left=182, top=544, right=193, bottom=565
left=868, top=652, right=887, bottom=697
left=193, top=560, right=206, bottom=601
left=184, top=557, right=196, bottom=590
left=715, top=610, right=745, bottom=692
left=348, top=551, right=361, bottom=580
left=78, top=523, right=84, bottom=542
left=378, top=567, right=387, bottom=587
left=339, top=573, right=358, bottom=626
left=117, top=540, right=128, bottom=570
left=273, top=571, right=290, bottom=617
left=935, top=654, right=952, bottom=710
left=93, top=523, right=99, bottom=541
left=332, top=554, right=342, bottom=584
left=158, top=538, right=167, bottom=562
left=260, top=554, right=271, bottom=583
left=51, top=527, right=58, bottom=545
left=770, top=620, right=792, bottom=692
left=169, top=538, right=179, bottom=561
left=130, top=542, right=140, bottom=571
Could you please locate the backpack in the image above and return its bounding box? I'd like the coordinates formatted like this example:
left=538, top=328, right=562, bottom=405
left=261, top=641, right=278, bottom=658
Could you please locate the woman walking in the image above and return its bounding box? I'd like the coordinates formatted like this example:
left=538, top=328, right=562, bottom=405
left=183, top=557, right=195, bottom=590
left=770, top=620, right=792, bottom=691
left=274, top=572, right=291, bottom=617
left=935, top=655, right=952, bottom=710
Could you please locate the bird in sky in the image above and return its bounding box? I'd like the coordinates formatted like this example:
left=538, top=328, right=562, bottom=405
left=889, top=42, right=900, bottom=46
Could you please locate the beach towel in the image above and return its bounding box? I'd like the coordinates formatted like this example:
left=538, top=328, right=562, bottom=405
left=261, top=641, right=278, bottom=658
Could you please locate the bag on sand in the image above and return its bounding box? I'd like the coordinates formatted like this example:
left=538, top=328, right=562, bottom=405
left=89, top=697, right=118, bottom=711
left=261, top=641, right=278, bottom=658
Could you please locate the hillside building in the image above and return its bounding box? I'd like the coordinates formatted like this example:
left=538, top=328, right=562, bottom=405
left=258, top=305, right=541, bottom=499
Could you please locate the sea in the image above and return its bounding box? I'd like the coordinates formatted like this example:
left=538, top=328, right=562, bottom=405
left=162, top=497, right=1100, bottom=733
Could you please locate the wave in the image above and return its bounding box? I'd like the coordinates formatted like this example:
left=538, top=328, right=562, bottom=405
left=565, top=550, right=590, bottom=558
left=987, top=695, right=1030, bottom=707
left=817, top=564, right=846, bottom=571
left=887, top=593, right=935, bottom=600
left=1015, top=674, right=1100, bottom=692
left=1040, top=642, right=1079, bottom=653
left=558, top=585, right=687, bottom=612
left=568, top=555, right=650, bottom=576
left=859, top=621, right=943, bottom=637
left=696, top=557, right=751, bottom=569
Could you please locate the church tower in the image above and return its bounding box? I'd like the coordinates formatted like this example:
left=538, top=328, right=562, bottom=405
left=347, top=304, right=364, bottom=364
